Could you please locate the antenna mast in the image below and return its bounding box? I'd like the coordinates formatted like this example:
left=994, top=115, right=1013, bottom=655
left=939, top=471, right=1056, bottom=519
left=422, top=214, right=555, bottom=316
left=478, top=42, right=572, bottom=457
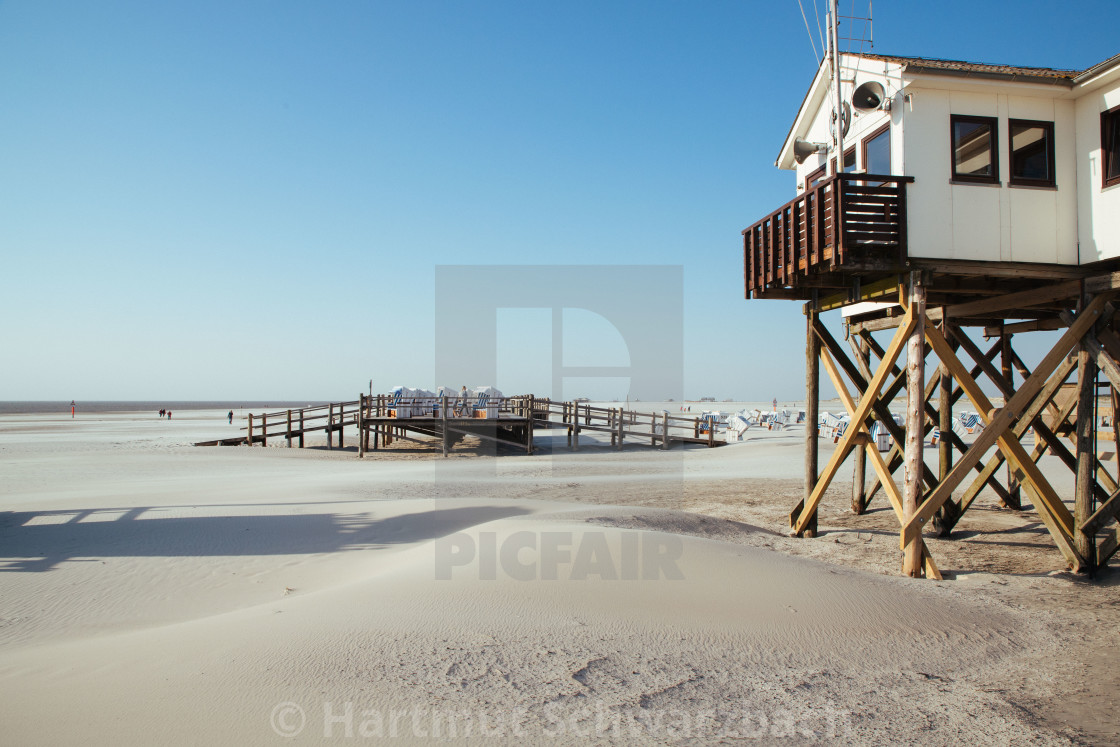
left=829, top=0, right=843, bottom=172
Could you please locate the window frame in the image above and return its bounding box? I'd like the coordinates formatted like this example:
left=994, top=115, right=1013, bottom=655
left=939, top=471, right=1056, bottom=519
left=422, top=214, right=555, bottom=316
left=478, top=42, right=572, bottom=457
left=805, top=164, right=828, bottom=189
left=1104, top=104, right=1120, bottom=190
left=1008, top=118, right=1055, bottom=188
left=950, top=114, right=1000, bottom=185
left=861, top=123, right=891, bottom=179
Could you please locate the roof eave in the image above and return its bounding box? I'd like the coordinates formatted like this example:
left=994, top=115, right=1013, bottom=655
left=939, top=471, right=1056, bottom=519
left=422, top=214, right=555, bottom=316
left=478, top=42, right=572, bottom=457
left=776, top=58, right=831, bottom=171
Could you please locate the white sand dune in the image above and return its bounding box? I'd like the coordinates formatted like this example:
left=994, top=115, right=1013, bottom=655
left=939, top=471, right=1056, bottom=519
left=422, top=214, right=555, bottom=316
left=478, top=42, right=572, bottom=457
left=0, top=409, right=1098, bottom=744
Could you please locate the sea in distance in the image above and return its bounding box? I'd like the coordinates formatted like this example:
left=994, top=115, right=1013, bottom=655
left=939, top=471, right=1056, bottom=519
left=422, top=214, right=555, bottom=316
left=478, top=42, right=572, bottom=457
left=0, top=401, right=330, bottom=415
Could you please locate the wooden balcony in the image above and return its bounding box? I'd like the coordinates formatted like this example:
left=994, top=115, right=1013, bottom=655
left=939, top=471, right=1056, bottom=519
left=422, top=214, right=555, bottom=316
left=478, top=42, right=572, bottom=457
left=743, top=173, right=914, bottom=299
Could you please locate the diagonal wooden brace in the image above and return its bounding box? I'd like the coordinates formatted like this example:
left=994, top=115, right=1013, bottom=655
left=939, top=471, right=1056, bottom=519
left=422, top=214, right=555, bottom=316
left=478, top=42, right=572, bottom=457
left=813, top=319, right=940, bottom=491
left=921, top=322, right=1079, bottom=561
left=820, top=348, right=942, bottom=579
left=790, top=307, right=916, bottom=536
left=953, top=359, right=1078, bottom=522
left=900, top=299, right=1110, bottom=567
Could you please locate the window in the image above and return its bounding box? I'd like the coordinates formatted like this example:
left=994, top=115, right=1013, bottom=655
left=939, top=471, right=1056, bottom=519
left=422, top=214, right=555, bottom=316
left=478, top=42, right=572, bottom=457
left=806, top=164, right=827, bottom=189
left=862, top=124, right=891, bottom=176
left=1009, top=119, right=1055, bottom=187
left=842, top=146, right=856, bottom=173
left=951, top=115, right=999, bottom=183
left=1104, top=104, right=1120, bottom=189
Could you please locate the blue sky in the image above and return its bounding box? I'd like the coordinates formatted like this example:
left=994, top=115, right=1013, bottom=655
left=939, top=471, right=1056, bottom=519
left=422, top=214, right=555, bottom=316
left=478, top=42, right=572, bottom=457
left=1, top=1, right=1116, bottom=401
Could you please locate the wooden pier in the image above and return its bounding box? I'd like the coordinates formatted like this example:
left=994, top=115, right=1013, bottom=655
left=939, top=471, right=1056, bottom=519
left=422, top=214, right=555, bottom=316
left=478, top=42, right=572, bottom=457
left=195, top=395, right=728, bottom=455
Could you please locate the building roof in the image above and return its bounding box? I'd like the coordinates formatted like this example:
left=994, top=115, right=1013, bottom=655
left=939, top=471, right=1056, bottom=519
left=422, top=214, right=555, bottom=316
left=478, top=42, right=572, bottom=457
left=860, top=53, right=1079, bottom=84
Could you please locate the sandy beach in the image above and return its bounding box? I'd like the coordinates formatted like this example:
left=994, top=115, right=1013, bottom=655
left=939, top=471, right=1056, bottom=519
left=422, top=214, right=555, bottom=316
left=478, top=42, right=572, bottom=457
left=1, top=407, right=1117, bottom=745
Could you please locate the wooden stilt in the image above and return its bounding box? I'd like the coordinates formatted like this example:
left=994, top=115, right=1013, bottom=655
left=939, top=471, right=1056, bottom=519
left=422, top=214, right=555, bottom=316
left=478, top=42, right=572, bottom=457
left=441, top=396, right=448, bottom=456
left=299, top=410, right=304, bottom=448
left=1002, top=330, right=1022, bottom=509
left=1075, top=326, right=1099, bottom=572
left=247, top=413, right=254, bottom=446
left=358, top=394, right=365, bottom=458
left=261, top=414, right=268, bottom=447
left=527, top=395, right=535, bottom=455
left=327, top=404, right=333, bottom=449
left=903, top=274, right=927, bottom=578
left=804, top=301, right=820, bottom=537
left=286, top=409, right=292, bottom=448
left=851, top=334, right=869, bottom=514
left=572, top=401, right=580, bottom=451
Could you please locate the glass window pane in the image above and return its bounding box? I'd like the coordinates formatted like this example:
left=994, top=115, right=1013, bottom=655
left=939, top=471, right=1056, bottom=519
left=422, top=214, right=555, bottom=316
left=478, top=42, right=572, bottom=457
left=1108, top=113, right=1120, bottom=181
left=865, top=129, right=890, bottom=174
left=843, top=148, right=856, bottom=173
left=954, top=120, right=992, bottom=177
left=1011, top=124, right=1050, bottom=181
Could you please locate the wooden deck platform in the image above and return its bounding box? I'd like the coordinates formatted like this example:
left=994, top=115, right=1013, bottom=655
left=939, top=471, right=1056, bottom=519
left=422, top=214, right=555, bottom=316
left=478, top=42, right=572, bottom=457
left=195, top=396, right=730, bottom=455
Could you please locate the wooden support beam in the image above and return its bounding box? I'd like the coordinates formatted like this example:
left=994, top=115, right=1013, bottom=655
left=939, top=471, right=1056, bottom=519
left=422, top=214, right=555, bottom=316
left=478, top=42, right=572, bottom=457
left=812, top=319, right=939, bottom=491
left=805, top=302, right=820, bottom=536
left=903, top=276, right=927, bottom=578
left=983, top=317, right=1066, bottom=337
left=951, top=357, right=1077, bottom=522
left=440, top=397, right=448, bottom=457
left=850, top=334, right=869, bottom=514
left=1083, top=485, right=1120, bottom=535
left=790, top=305, right=915, bottom=537
left=945, top=280, right=1080, bottom=319
left=820, top=346, right=941, bottom=579
left=903, top=305, right=1108, bottom=569
left=358, top=395, right=365, bottom=458
left=1002, top=332, right=1022, bottom=509
left=1075, top=326, right=1099, bottom=572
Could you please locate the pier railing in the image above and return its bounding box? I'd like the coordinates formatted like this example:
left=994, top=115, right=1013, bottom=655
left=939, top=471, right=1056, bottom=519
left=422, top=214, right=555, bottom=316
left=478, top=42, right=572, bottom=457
left=197, top=395, right=732, bottom=451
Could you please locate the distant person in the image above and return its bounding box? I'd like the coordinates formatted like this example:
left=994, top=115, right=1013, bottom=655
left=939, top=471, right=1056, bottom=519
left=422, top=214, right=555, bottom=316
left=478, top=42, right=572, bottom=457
left=159, top=408, right=165, bottom=418
left=167, top=410, right=172, bottom=419
left=70, top=400, right=76, bottom=418
left=772, top=397, right=777, bottom=412
left=228, top=410, right=234, bottom=424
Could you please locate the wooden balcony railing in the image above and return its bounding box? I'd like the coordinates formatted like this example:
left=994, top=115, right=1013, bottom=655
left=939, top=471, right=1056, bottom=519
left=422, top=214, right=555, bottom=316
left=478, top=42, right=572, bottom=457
left=742, top=173, right=914, bottom=298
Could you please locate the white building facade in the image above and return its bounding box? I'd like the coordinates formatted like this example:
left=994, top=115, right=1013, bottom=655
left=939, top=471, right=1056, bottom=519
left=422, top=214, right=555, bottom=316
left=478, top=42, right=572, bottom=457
left=775, top=52, right=1120, bottom=266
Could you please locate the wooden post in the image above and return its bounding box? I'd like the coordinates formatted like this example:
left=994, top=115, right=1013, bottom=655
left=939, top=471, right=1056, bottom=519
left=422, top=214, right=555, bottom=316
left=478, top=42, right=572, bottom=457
left=852, top=334, right=869, bottom=514
left=804, top=301, right=820, bottom=537
left=358, top=394, right=365, bottom=458
left=693, top=417, right=700, bottom=439
left=527, top=395, right=535, bottom=455
left=327, top=404, right=333, bottom=450
left=572, top=401, right=580, bottom=451
left=707, top=415, right=714, bottom=447
left=903, top=274, right=927, bottom=577
left=662, top=412, right=670, bottom=449
left=441, top=396, right=448, bottom=457
left=261, top=413, right=268, bottom=447
left=938, top=323, right=953, bottom=484
left=298, top=409, right=304, bottom=448
left=1002, top=329, right=1022, bottom=509
left=247, top=412, right=254, bottom=446
left=286, top=409, right=292, bottom=448
left=1074, top=327, right=1098, bottom=572
left=609, top=408, right=616, bottom=447
left=617, top=408, right=625, bottom=449
left=338, top=405, right=344, bottom=449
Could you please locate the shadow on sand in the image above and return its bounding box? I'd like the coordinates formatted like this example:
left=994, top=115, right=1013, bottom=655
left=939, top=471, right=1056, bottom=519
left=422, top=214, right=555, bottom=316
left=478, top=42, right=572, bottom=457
left=0, top=504, right=531, bottom=572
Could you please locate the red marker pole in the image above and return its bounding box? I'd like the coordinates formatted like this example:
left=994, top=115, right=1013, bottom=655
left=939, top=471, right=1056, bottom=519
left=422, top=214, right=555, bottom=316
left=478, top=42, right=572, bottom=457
left=70, top=401, right=76, bottom=418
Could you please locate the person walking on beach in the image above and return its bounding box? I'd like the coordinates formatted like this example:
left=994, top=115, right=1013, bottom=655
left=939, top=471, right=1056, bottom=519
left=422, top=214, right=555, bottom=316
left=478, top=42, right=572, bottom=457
left=167, top=410, right=172, bottom=419
left=228, top=410, right=233, bottom=424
